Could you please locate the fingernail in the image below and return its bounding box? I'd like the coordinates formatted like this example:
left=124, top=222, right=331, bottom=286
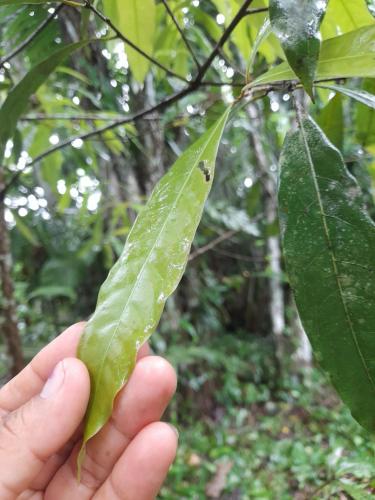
left=40, top=361, right=66, bottom=399
left=168, top=424, right=179, bottom=439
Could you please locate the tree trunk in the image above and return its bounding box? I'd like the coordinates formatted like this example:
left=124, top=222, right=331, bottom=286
left=247, top=103, right=286, bottom=362
left=0, top=168, right=24, bottom=377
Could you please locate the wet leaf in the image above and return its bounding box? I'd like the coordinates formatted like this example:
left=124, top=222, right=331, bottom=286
left=254, top=25, right=375, bottom=86
left=0, top=41, right=90, bottom=161
left=318, top=84, right=375, bottom=110
left=279, top=116, right=375, bottom=432
left=78, top=107, right=231, bottom=459
left=269, top=0, right=328, bottom=99
left=247, top=17, right=272, bottom=80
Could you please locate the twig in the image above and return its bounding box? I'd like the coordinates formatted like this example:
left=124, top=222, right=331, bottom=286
left=0, top=1, right=255, bottom=198
left=0, top=4, right=64, bottom=70
left=20, top=113, right=126, bottom=121
left=161, top=0, right=201, bottom=70
left=189, top=230, right=237, bottom=261
left=211, top=247, right=266, bottom=263
left=200, top=81, right=244, bottom=88
left=84, top=0, right=187, bottom=83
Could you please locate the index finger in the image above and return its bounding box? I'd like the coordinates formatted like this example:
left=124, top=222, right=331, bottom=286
left=0, top=323, right=151, bottom=414
left=0, top=322, right=85, bottom=414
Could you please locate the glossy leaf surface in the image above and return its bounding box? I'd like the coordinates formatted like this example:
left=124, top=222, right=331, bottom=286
left=103, top=0, right=155, bottom=83
left=269, top=0, right=328, bottom=98
left=318, top=84, right=375, bottom=110
left=279, top=117, right=375, bottom=432
left=254, top=25, right=375, bottom=86
left=78, top=108, right=231, bottom=451
left=0, top=41, right=89, bottom=161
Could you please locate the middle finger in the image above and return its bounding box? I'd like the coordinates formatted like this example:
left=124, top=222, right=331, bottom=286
left=46, top=355, right=177, bottom=499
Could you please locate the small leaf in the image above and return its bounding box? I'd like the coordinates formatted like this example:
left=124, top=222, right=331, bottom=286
left=103, top=0, right=156, bottom=84
left=318, top=84, right=375, bottom=110
left=269, top=0, right=328, bottom=99
left=247, top=17, right=272, bottom=79
left=279, top=116, right=375, bottom=433
left=13, top=214, right=40, bottom=246
left=338, top=482, right=374, bottom=500
left=78, top=107, right=231, bottom=461
left=0, top=41, right=91, bottom=161
left=253, top=25, right=375, bottom=86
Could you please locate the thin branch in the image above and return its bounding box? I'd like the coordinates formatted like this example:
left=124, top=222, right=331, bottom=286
left=0, top=0, right=255, bottom=199
left=200, top=81, right=244, bottom=88
left=0, top=4, right=64, bottom=70
left=0, top=87, right=192, bottom=200
left=244, top=7, right=269, bottom=16
left=189, top=230, right=237, bottom=261
left=195, top=0, right=254, bottom=82
left=21, top=113, right=126, bottom=122
left=84, top=0, right=188, bottom=83
left=161, top=0, right=201, bottom=70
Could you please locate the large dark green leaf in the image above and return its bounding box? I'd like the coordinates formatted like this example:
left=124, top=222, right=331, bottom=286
left=0, top=41, right=90, bottom=161
left=254, top=25, right=375, bottom=86
left=279, top=116, right=375, bottom=432
left=78, top=108, right=231, bottom=457
left=269, top=0, right=328, bottom=99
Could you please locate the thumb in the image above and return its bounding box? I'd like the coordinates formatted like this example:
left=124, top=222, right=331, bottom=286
left=0, top=358, right=90, bottom=498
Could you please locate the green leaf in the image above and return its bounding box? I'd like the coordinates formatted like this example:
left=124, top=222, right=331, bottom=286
left=321, top=0, right=375, bottom=39
left=318, top=83, right=375, bottom=110
left=279, top=116, right=375, bottom=433
left=338, top=482, right=374, bottom=500
left=356, top=80, right=375, bottom=151
left=247, top=17, right=272, bottom=79
left=316, top=93, right=344, bottom=150
left=269, top=0, right=328, bottom=99
left=78, top=107, right=231, bottom=458
left=0, top=40, right=91, bottom=162
left=13, top=214, right=40, bottom=246
left=103, top=0, right=156, bottom=83
left=253, top=25, right=375, bottom=86
left=28, top=285, right=77, bottom=301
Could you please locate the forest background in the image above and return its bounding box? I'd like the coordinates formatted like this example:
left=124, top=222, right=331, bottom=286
left=1, top=0, right=375, bottom=498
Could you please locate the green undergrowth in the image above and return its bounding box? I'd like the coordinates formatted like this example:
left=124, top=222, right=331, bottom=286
left=158, top=334, right=375, bottom=499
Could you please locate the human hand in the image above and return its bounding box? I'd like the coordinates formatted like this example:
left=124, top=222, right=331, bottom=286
left=0, top=323, right=178, bottom=499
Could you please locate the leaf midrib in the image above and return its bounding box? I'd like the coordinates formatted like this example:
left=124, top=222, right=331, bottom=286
left=255, top=52, right=374, bottom=83
left=87, top=114, right=227, bottom=434
left=298, top=119, right=375, bottom=393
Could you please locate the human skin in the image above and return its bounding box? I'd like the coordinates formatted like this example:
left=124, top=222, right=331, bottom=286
left=0, top=322, right=178, bottom=499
